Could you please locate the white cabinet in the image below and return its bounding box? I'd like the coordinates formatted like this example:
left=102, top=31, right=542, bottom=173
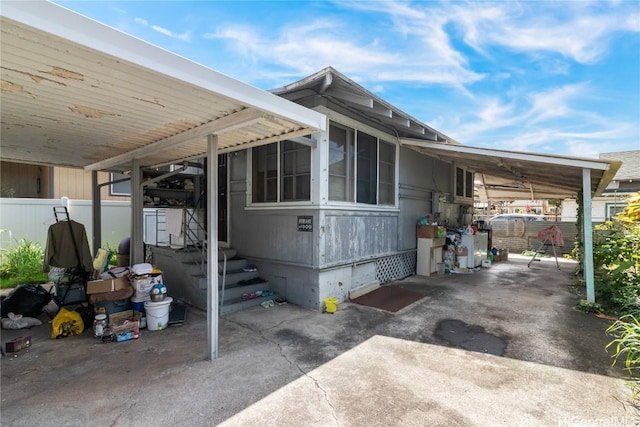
left=143, top=208, right=169, bottom=246
left=460, top=233, right=488, bottom=268
left=417, top=237, right=446, bottom=275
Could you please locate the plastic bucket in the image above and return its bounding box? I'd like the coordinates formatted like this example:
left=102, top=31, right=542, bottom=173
left=324, top=297, right=338, bottom=314
left=144, top=297, right=173, bottom=331
left=458, top=257, right=468, bottom=269
left=436, top=262, right=445, bottom=275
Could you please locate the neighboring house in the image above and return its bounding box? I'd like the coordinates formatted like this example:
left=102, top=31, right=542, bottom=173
left=562, top=150, right=640, bottom=222
left=0, top=161, right=129, bottom=201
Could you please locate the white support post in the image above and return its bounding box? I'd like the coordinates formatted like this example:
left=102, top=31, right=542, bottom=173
left=582, top=168, right=595, bottom=303
left=207, top=134, right=219, bottom=360
left=131, top=159, right=144, bottom=265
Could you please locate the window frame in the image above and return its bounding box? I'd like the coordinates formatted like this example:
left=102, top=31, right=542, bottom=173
left=328, top=122, right=397, bottom=207
left=455, top=166, right=475, bottom=201
left=328, top=123, right=355, bottom=202
left=109, top=172, right=131, bottom=196
left=605, top=202, right=625, bottom=220
left=250, top=139, right=312, bottom=205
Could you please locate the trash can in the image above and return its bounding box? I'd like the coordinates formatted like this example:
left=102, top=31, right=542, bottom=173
left=324, top=297, right=338, bottom=314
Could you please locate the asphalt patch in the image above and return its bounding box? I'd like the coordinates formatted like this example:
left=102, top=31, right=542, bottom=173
left=434, top=319, right=507, bottom=356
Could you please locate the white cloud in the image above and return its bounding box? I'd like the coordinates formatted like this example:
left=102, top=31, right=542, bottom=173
left=448, top=1, right=639, bottom=64
left=201, top=11, right=484, bottom=89
left=437, top=80, right=637, bottom=156
left=134, top=16, right=191, bottom=42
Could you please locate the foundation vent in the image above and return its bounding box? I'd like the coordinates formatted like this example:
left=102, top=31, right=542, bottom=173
left=375, top=251, right=416, bottom=284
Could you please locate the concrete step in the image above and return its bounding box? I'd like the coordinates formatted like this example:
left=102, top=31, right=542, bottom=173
left=221, top=270, right=260, bottom=286
left=221, top=279, right=270, bottom=301
left=184, top=257, right=248, bottom=275
left=197, top=270, right=260, bottom=290
left=218, top=257, right=249, bottom=272
left=219, top=248, right=237, bottom=261
left=165, top=246, right=237, bottom=263
left=220, top=292, right=280, bottom=315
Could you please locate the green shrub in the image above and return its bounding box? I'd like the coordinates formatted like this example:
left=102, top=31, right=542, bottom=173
left=606, top=315, right=640, bottom=402
left=0, top=238, right=49, bottom=288
left=102, top=243, right=119, bottom=266
left=593, top=220, right=640, bottom=317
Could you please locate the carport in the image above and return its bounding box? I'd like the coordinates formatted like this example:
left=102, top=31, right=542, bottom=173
left=0, top=1, right=325, bottom=359
left=401, top=140, right=621, bottom=304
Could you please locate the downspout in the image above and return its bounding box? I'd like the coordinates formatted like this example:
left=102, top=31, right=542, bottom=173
left=582, top=168, right=595, bottom=303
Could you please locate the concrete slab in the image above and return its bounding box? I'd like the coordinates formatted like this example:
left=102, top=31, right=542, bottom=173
left=221, top=336, right=631, bottom=427
left=1, top=255, right=638, bottom=426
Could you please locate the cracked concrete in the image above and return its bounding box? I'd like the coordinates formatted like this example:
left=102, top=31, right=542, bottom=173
left=1, top=255, right=637, bottom=426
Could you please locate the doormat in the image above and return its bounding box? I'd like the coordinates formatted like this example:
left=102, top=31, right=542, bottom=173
left=351, top=286, right=427, bottom=314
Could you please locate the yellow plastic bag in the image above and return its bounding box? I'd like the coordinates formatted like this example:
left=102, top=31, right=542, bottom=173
left=51, top=307, right=84, bottom=339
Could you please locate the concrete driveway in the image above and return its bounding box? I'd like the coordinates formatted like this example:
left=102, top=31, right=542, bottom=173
left=1, top=255, right=637, bottom=426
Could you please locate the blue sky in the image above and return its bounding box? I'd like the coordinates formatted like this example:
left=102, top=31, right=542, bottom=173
left=56, top=1, right=640, bottom=158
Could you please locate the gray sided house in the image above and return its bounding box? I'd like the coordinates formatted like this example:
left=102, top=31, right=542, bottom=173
left=156, top=67, right=471, bottom=311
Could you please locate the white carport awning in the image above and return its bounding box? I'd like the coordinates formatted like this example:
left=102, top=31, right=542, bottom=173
left=1, top=1, right=326, bottom=362
left=400, top=139, right=621, bottom=201
left=0, top=2, right=325, bottom=173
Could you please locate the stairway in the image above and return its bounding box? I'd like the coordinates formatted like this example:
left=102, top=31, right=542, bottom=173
left=212, top=252, right=279, bottom=315
left=151, top=246, right=278, bottom=314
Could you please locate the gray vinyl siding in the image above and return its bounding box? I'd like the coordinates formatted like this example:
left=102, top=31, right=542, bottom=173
left=397, top=147, right=452, bottom=251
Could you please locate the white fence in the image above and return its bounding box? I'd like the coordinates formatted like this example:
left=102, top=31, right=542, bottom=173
left=0, top=198, right=131, bottom=251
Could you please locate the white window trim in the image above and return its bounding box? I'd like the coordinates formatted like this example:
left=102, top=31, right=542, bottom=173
left=321, top=108, right=399, bottom=209
left=246, top=107, right=400, bottom=210
left=246, top=139, right=315, bottom=207
left=109, top=172, right=131, bottom=196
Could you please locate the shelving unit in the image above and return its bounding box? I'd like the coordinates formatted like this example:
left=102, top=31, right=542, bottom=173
left=143, top=168, right=200, bottom=208
left=141, top=163, right=205, bottom=247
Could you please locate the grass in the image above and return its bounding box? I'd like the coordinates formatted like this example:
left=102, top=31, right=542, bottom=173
left=0, top=237, right=51, bottom=290
left=0, top=273, right=50, bottom=289
left=0, top=237, right=121, bottom=290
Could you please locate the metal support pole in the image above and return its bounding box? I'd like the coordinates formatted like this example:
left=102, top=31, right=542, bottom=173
left=131, top=159, right=144, bottom=265
left=207, top=134, right=219, bottom=360
left=91, top=171, right=101, bottom=256
left=582, top=168, right=595, bottom=303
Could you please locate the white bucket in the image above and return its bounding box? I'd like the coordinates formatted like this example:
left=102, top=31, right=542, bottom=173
left=144, top=297, right=173, bottom=331
left=458, top=257, right=468, bottom=269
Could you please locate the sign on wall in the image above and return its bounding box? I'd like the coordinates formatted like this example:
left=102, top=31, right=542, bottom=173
left=297, top=216, right=313, bottom=232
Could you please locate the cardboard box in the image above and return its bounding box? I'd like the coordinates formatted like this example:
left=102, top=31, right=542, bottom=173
left=132, top=274, right=163, bottom=295
left=109, top=310, right=140, bottom=334
left=417, top=225, right=438, bottom=238
left=87, top=276, right=130, bottom=294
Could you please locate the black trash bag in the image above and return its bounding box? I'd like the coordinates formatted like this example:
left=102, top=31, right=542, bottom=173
left=1, top=284, right=52, bottom=318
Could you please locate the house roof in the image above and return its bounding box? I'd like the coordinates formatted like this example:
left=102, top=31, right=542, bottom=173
left=272, top=67, right=620, bottom=201
left=271, top=67, right=460, bottom=144
left=0, top=1, right=325, bottom=173
left=599, top=151, right=640, bottom=182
